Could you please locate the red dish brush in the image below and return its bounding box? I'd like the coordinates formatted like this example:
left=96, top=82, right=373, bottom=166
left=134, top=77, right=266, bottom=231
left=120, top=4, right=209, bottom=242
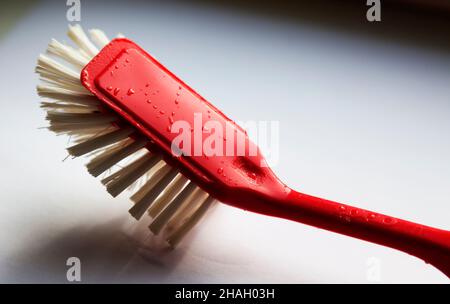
left=36, top=25, right=450, bottom=278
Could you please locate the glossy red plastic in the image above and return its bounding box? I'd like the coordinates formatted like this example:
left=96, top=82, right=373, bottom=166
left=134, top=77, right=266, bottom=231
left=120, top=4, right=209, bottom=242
left=82, top=38, right=450, bottom=278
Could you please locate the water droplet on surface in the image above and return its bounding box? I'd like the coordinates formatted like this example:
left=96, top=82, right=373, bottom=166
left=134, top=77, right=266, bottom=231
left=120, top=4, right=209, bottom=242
left=115, top=65, right=119, bottom=69
left=174, top=100, right=179, bottom=104
left=125, top=58, right=130, bottom=63
left=171, top=112, right=175, bottom=116
left=146, top=99, right=152, bottom=104
left=153, top=105, right=158, bottom=109
left=106, top=86, right=113, bottom=91
left=167, top=125, right=171, bottom=132
left=383, top=217, right=397, bottom=225
left=159, top=110, right=165, bottom=115
left=113, top=88, right=120, bottom=95
left=169, top=117, right=174, bottom=124
left=217, top=168, right=223, bottom=174
left=127, top=88, right=135, bottom=95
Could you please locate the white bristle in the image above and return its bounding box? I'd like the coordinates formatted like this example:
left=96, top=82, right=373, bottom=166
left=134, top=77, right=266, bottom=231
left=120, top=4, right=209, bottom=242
left=103, top=152, right=161, bottom=197
left=47, top=38, right=89, bottom=68
left=166, top=188, right=208, bottom=232
left=101, top=152, right=151, bottom=185
left=89, top=29, right=110, bottom=49
left=167, top=196, right=215, bottom=247
left=67, top=24, right=99, bottom=58
left=41, top=102, right=97, bottom=112
left=67, top=126, right=134, bottom=157
left=37, top=85, right=98, bottom=102
left=36, top=26, right=216, bottom=247
left=49, top=122, right=112, bottom=134
left=86, top=137, right=148, bottom=177
left=129, top=167, right=179, bottom=220
left=130, top=164, right=172, bottom=203
left=46, top=112, right=116, bottom=124
left=148, top=173, right=188, bottom=218
left=149, top=182, right=198, bottom=235
left=77, top=48, right=91, bottom=60
left=37, top=54, right=81, bottom=83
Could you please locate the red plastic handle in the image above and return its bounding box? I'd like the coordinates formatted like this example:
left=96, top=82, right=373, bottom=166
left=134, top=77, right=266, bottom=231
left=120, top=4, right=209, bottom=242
left=247, top=189, right=450, bottom=277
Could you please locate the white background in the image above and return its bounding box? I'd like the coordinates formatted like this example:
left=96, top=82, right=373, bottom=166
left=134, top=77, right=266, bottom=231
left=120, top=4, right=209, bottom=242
left=0, top=0, right=449, bottom=283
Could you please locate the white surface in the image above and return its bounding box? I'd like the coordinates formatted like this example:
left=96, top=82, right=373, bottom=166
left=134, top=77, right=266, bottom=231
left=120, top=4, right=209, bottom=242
left=0, top=0, right=449, bottom=283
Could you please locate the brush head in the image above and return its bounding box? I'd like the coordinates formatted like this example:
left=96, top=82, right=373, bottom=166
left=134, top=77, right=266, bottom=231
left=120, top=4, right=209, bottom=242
left=36, top=25, right=219, bottom=247
left=81, top=38, right=289, bottom=210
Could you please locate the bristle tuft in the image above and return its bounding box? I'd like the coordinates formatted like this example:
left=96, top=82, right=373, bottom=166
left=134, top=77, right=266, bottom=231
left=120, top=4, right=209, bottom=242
left=86, top=137, right=148, bottom=177
left=167, top=196, right=215, bottom=247
left=67, top=127, right=134, bottom=157
left=129, top=167, right=179, bottom=220
left=47, top=38, right=89, bottom=68
left=149, top=182, right=198, bottom=235
left=102, top=152, right=161, bottom=197
left=67, top=24, right=99, bottom=58
left=89, top=29, right=110, bottom=49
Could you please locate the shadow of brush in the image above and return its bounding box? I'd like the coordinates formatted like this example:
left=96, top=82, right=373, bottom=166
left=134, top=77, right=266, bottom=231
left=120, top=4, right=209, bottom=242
left=5, top=216, right=188, bottom=283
